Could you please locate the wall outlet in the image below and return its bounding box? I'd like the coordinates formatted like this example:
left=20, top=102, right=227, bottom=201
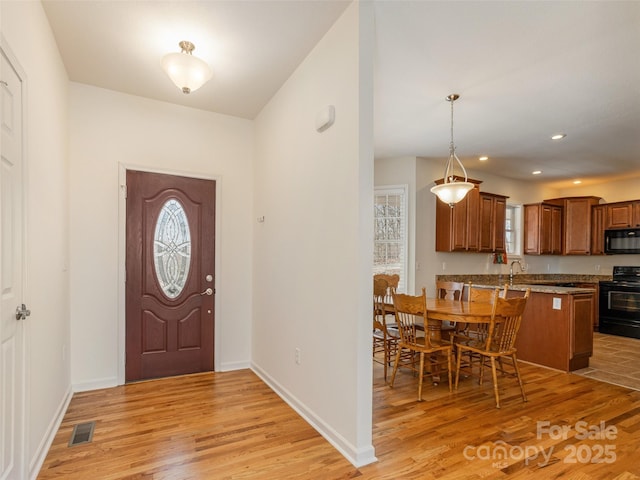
left=442, top=262, right=447, bottom=271
left=295, top=347, right=301, bottom=365
left=553, top=297, right=562, bottom=310
left=595, top=264, right=601, bottom=272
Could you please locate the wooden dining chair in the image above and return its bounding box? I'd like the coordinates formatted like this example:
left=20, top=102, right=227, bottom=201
left=373, top=277, right=399, bottom=381
left=435, top=281, right=464, bottom=340
left=390, top=288, right=453, bottom=401
left=453, top=284, right=509, bottom=344
left=436, top=281, right=465, bottom=301
left=454, top=289, right=530, bottom=408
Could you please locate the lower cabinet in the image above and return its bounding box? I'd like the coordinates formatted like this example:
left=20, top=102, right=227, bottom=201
left=513, top=291, right=594, bottom=371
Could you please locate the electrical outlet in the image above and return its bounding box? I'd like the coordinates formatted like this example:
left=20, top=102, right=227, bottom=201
left=295, top=347, right=301, bottom=365
left=442, top=262, right=447, bottom=271
left=553, top=297, right=562, bottom=310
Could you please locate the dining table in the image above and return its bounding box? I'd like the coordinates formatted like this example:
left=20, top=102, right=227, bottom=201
left=423, top=297, right=495, bottom=341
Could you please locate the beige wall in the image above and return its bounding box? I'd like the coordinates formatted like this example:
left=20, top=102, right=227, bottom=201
left=252, top=1, right=376, bottom=466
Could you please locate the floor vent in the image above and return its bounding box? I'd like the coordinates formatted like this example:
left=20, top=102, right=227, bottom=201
left=68, top=421, right=95, bottom=447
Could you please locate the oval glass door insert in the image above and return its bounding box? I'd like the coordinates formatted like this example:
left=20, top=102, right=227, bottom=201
left=153, top=198, right=191, bottom=298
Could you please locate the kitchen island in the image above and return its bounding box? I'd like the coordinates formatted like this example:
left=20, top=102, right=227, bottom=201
left=467, top=283, right=596, bottom=372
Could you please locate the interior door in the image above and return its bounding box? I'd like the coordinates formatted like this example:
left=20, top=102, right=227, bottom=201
left=1, top=48, right=26, bottom=480
left=126, top=170, right=215, bottom=382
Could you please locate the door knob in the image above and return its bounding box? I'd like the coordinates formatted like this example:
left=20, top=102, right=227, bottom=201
left=15, top=304, right=31, bottom=321
left=200, top=288, right=213, bottom=296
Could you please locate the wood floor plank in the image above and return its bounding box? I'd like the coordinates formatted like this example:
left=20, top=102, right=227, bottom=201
left=38, top=362, right=640, bottom=479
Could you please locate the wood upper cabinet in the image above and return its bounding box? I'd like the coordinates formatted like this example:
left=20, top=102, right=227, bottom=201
left=478, top=193, right=507, bottom=252
left=605, top=200, right=640, bottom=229
left=591, top=204, right=606, bottom=255
left=524, top=203, right=562, bottom=255
left=435, top=185, right=480, bottom=252
left=435, top=185, right=508, bottom=253
left=545, top=196, right=601, bottom=255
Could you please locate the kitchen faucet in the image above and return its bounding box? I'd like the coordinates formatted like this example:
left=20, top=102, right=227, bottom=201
left=509, top=260, right=525, bottom=285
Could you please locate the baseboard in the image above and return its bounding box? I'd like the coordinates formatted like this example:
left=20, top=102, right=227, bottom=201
left=219, top=360, right=251, bottom=372
left=251, top=362, right=377, bottom=468
left=72, top=376, right=118, bottom=392
left=29, top=385, right=73, bottom=480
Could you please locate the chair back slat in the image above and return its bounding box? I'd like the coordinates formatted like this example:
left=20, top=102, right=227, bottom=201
left=485, top=291, right=530, bottom=353
left=436, top=281, right=464, bottom=301
left=375, top=273, right=399, bottom=304
left=392, top=288, right=427, bottom=347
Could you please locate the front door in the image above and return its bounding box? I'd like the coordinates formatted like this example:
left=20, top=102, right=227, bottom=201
left=125, top=170, right=216, bottom=382
left=1, top=47, right=26, bottom=479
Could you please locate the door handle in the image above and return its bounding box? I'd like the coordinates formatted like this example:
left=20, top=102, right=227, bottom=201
left=200, top=288, right=213, bottom=296
left=15, top=304, right=31, bottom=321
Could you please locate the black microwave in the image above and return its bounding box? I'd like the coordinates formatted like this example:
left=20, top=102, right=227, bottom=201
left=605, top=228, right=640, bottom=254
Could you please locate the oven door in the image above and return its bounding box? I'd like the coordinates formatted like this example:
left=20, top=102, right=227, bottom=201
left=599, top=281, right=640, bottom=339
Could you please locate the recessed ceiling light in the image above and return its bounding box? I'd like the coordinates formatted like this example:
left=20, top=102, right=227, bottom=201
left=479, top=156, right=489, bottom=161
left=573, top=180, right=582, bottom=184
left=532, top=170, right=542, bottom=175
left=551, top=133, right=566, bottom=140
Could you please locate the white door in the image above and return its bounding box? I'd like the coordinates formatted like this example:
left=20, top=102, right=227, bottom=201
left=1, top=47, right=26, bottom=480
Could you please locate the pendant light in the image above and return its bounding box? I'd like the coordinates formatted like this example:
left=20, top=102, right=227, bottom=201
left=162, top=41, right=212, bottom=94
left=430, top=94, right=474, bottom=207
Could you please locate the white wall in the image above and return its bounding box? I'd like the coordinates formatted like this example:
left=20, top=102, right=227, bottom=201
left=1, top=1, right=71, bottom=476
left=68, top=84, right=254, bottom=389
left=252, top=1, right=376, bottom=467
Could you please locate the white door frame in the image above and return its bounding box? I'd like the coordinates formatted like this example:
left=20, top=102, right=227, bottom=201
left=116, top=163, right=222, bottom=385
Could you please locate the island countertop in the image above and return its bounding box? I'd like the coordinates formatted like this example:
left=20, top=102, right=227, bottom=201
left=472, top=283, right=596, bottom=295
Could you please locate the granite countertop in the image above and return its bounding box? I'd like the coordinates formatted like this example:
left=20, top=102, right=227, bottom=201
left=436, top=274, right=605, bottom=295
left=471, top=283, right=596, bottom=294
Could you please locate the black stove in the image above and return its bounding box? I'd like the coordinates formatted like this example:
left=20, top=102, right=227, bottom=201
left=599, top=266, right=640, bottom=339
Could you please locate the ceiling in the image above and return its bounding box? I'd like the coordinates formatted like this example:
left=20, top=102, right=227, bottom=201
left=42, top=1, right=640, bottom=189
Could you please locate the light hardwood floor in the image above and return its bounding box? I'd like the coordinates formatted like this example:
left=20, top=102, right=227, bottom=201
left=38, top=361, right=640, bottom=479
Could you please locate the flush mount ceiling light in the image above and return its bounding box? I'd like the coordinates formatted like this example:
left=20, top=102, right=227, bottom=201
left=162, top=41, right=212, bottom=94
left=430, top=94, right=474, bottom=207
left=551, top=133, right=567, bottom=140
left=479, top=156, right=489, bottom=161
left=532, top=170, right=542, bottom=175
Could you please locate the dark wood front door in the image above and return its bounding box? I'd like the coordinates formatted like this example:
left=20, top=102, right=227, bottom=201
left=126, top=170, right=215, bottom=381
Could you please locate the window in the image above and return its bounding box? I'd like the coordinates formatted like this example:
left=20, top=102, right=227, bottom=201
left=505, top=204, right=522, bottom=257
left=374, top=186, right=407, bottom=292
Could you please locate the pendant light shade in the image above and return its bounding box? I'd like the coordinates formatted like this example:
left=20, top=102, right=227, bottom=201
left=162, top=41, right=212, bottom=94
left=430, top=94, right=474, bottom=207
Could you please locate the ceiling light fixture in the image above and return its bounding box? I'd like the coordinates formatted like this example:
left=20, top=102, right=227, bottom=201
left=532, top=170, right=542, bottom=175
left=551, top=133, right=566, bottom=140
left=573, top=180, right=582, bottom=184
left=479, top=156, right=489, bottom=161
left=430, top=94, right=474, bottom=207
left=162, top=41, right=212, bottom=94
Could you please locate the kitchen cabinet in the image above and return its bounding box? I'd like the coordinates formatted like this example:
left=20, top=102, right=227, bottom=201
left=545, top=196, right=602, bottom=255
left=435, top=184, right=480, bottom=252
left=523, top=203, right=562, bottom=255
left=605, top=200, right=640, bottom=229
left=591, top=204, right=606, bottom=255
left=435, top=186, right=508, bottom=253
left=478, top=193, right=507, bottom=252
left=513, top=291, right=594, bottom=371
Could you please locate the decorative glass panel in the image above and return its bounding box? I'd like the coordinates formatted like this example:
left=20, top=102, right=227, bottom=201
left=154, top=199, right=191, bottom=298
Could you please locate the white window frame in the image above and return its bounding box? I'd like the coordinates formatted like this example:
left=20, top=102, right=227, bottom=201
left=373, top=185, right=408, bottom=293
left=505, top=203, right=522, bottom=257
